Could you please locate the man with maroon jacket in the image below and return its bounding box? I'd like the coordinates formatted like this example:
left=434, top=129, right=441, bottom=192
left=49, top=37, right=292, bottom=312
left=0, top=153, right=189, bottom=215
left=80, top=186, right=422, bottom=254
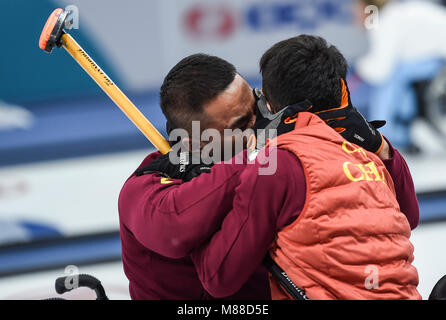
left=118, top=48, right=419, bottom=299
left=119, top=54, right=267, bottom=299
left=188, top=36, right=420, bottom=299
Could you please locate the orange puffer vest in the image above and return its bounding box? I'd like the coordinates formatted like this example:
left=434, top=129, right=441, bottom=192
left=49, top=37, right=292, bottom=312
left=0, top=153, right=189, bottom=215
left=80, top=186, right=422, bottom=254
left=268, top=112, right=420, bottom=300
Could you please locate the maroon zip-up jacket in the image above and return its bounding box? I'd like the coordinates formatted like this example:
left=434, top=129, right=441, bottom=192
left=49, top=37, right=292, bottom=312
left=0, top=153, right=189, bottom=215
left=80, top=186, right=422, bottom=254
left=118, top=143, right=419, bottom=299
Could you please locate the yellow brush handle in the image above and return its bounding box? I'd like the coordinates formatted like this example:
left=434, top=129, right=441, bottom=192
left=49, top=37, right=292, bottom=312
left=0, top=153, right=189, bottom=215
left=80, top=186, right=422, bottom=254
left=61, top=33, right=171, bottom=155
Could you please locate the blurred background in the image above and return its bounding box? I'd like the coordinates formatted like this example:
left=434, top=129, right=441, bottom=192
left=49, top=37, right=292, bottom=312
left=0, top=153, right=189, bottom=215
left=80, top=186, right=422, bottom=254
left=1, top=0, right=446, bottom=300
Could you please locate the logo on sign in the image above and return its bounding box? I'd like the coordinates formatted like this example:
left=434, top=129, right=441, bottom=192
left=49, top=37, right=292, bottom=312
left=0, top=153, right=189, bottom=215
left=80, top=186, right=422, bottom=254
left=184, top=4, right=238, bottom=39
left=183, top=0, right=351, bottom=40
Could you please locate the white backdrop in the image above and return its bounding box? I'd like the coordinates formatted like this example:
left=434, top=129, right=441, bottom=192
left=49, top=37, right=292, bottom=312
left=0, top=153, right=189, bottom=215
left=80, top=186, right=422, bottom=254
left=56, top=0, right=367, bottom=91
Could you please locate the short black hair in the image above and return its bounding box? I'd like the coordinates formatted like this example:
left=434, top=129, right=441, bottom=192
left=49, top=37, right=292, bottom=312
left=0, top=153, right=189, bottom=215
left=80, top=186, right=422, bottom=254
left=160, top=54, right=237, bottom=133
left=260, top=35, right=348, bottom=113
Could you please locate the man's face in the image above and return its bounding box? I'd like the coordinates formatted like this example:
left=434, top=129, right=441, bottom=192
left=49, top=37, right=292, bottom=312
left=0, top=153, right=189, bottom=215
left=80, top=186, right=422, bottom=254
left=199, top=74, right=257, bottom=159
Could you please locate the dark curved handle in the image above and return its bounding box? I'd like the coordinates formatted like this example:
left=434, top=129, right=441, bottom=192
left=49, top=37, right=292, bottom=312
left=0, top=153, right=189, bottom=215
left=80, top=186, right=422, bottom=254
left=55, top=274, right=108, bottom=300
left=429, top=274, right=446, bottom=300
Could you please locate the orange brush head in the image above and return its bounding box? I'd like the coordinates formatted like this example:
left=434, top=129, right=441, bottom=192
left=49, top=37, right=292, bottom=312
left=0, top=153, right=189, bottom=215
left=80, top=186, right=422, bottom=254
left=39, top=8, right=68, bottom=53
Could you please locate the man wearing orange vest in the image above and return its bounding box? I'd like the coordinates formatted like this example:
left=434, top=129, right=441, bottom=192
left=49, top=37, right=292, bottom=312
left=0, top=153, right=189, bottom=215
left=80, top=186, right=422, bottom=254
left=189, top=35, right=421, bottom=300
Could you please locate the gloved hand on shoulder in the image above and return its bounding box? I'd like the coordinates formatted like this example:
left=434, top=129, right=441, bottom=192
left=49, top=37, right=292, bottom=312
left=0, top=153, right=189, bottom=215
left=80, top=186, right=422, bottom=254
left=252, top=88, right=313, bottom=150
left=315, top=79, right=386, bottom=154
left=252, top=79, right=387, bottom=155
left=135, top=152, right=213, bottom=182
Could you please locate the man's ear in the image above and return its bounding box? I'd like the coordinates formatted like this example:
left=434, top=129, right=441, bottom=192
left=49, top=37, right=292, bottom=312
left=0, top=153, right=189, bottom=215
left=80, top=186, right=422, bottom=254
left=267, top=101, right=273, bottom=113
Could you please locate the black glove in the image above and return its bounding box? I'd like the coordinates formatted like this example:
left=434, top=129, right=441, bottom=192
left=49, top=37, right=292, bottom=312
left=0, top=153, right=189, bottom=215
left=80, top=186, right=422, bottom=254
left=252, top=89, right=312, bottom=150
left=315, top=79, right=386, bottom=154
left=252, top=83, right=386, bottom=154
left=135, top=152, right=213, bottom=182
